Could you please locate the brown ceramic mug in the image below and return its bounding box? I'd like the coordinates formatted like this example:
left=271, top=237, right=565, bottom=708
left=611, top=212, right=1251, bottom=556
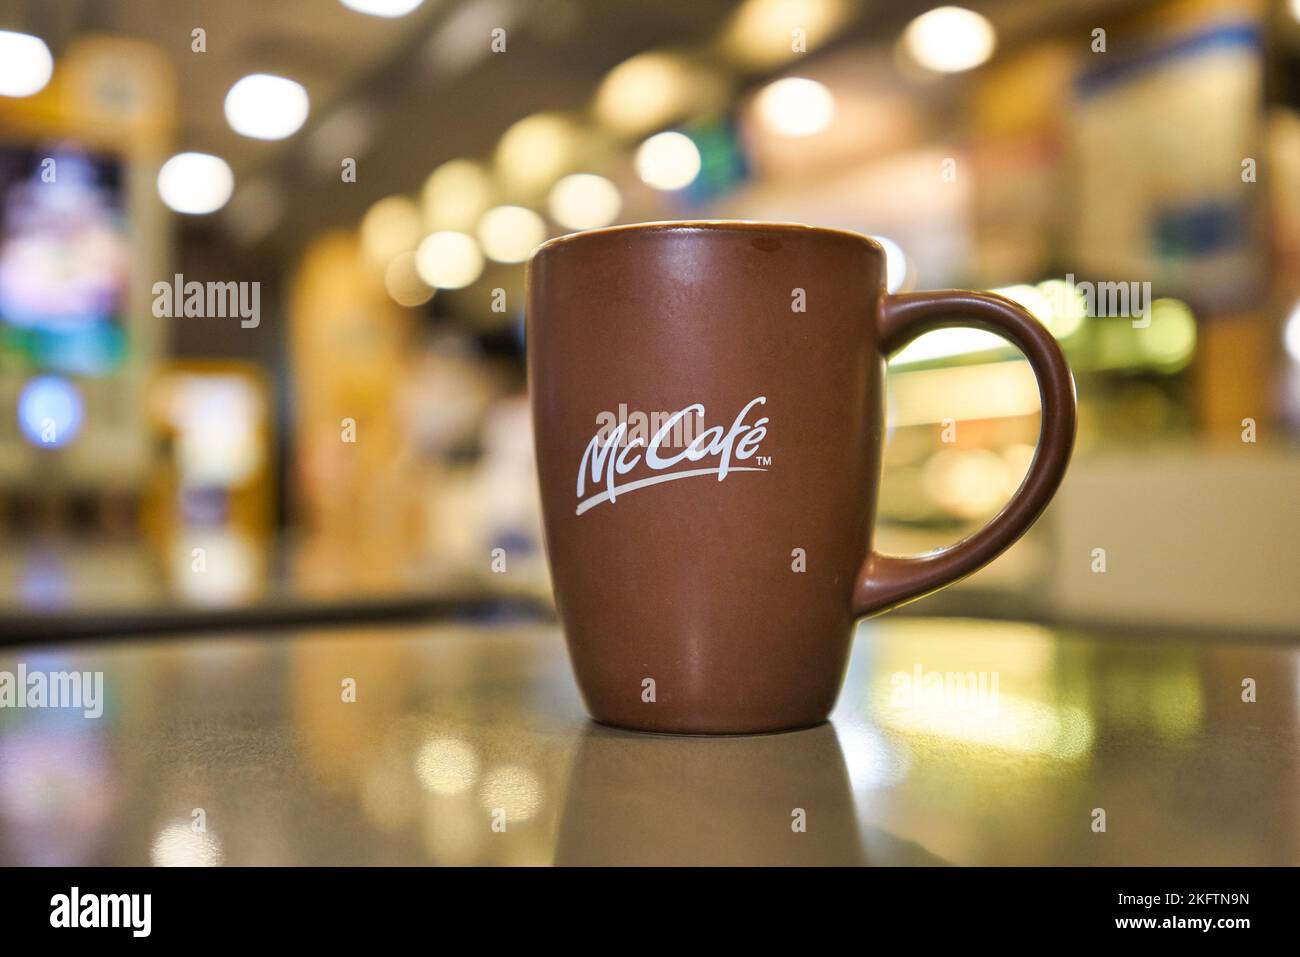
left=527, top=221, right=1076, bottom=735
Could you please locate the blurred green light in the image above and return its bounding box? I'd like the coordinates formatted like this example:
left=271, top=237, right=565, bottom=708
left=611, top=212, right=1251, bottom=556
left=1139, top=298, right=1197, bottom=371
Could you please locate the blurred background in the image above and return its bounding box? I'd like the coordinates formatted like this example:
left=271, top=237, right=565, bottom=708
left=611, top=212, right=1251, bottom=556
left=1, top=0, right=1298, bottom=639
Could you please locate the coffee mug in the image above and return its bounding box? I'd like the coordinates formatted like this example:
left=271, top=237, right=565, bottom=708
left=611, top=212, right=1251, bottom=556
left=527, top=221, right=1076, bottom=734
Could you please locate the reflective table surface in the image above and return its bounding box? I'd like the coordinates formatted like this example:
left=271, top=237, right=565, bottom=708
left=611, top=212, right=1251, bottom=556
left=0, top=618, right=1296, bottom=865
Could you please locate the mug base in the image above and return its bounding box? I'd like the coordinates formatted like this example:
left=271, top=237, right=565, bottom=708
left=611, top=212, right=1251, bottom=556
left=587, top=714, right=831, bottom=738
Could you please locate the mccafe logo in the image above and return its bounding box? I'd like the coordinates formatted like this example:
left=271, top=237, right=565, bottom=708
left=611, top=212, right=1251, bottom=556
left=576, top=396, right=770, bottom=515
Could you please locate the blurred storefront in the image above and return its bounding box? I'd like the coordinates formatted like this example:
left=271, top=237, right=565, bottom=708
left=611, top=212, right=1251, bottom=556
left=0, top=0, right=1297, bottom=637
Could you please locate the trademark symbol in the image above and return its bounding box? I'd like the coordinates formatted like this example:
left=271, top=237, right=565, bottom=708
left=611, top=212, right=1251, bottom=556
left=757, top=455, right=772, bottom=466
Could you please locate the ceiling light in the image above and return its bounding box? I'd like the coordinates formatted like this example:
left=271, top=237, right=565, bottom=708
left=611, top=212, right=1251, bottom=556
left=384, top=252, right=435, bottom=307
left=0, top=31, right=53, bottom=98
left=635, top=132, right=701, bottom=192
left=477, top=205, right=547, bottom=263
left=595, top=52, right=696, bottom=136
left=421, top=159, right=494, bottom=232
left=722, top=0, right=852, bottom=68
left=548, top=174, right=621, bottom=231
left=426, top=0, right=518, bottom=77
left=360, top=196, right=423, bottom=266
left=224, top=74, right=310, bottom=140
left=496, top=113, right=580, bottom=194
left=157, top=152, right=234, bottom=215
left=340, top=0, right=424, bottom=16
left=415, top=231, right=484, bottom=289
left=754, top=77, right=835, bottom=136
left=902, top=6, right=996, bottom=74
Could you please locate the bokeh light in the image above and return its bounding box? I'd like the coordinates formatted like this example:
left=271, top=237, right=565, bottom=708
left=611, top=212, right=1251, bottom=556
left=157, top=152, right=234, bottom=215
left=18, top=376, right=84, bottom=448
left=415, top=231, right=484, bottom=289
left=548, top=173, right=622, bottom=231
left=923, top=447, right=1012, bottom=519
left=0, top=30, right=54, bottom=98
left=477, top=205, right=547, bottom=263
left=1138, top=299, right=1197, bottom=371
left=496, top=113, right=580, bottom=194
left=384, top=252, right=435, bottom=306
left=339, top=0, right=424, bottom=16
left=1284, top=300, right=1300, bottom=365
left=595, top=52, right=699, bottom=136
left=421, top=159, right=495, bottom=232
left=902, top=6, right=997, bottom=73
left=721, top=0, right=853, bottom=68
left=755, top=77, right=835, bottom=136
left=1035, top=279, right=1088, bottom=339
left=477, top=765, right=543, bottom=822
left=415, top=737, right=480, bottom=795
left=361, top=196, right=423, bottom=267
left=150, top=822, right=224, bottom=866
left=635, top=131, right=701, bottom=191
left=224, top=73, right=310, bottom=140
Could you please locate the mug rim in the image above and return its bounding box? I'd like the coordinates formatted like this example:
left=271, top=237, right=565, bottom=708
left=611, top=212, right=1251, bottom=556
left=531, top=219, right=883, bottom=260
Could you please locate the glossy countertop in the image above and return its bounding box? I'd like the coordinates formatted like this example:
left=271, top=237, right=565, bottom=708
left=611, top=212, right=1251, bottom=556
left=0, top=617, right=1296, bottom=866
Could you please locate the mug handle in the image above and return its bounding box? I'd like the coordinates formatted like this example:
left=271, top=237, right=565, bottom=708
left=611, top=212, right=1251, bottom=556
left=853, top=290, right=1078, bottom=617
